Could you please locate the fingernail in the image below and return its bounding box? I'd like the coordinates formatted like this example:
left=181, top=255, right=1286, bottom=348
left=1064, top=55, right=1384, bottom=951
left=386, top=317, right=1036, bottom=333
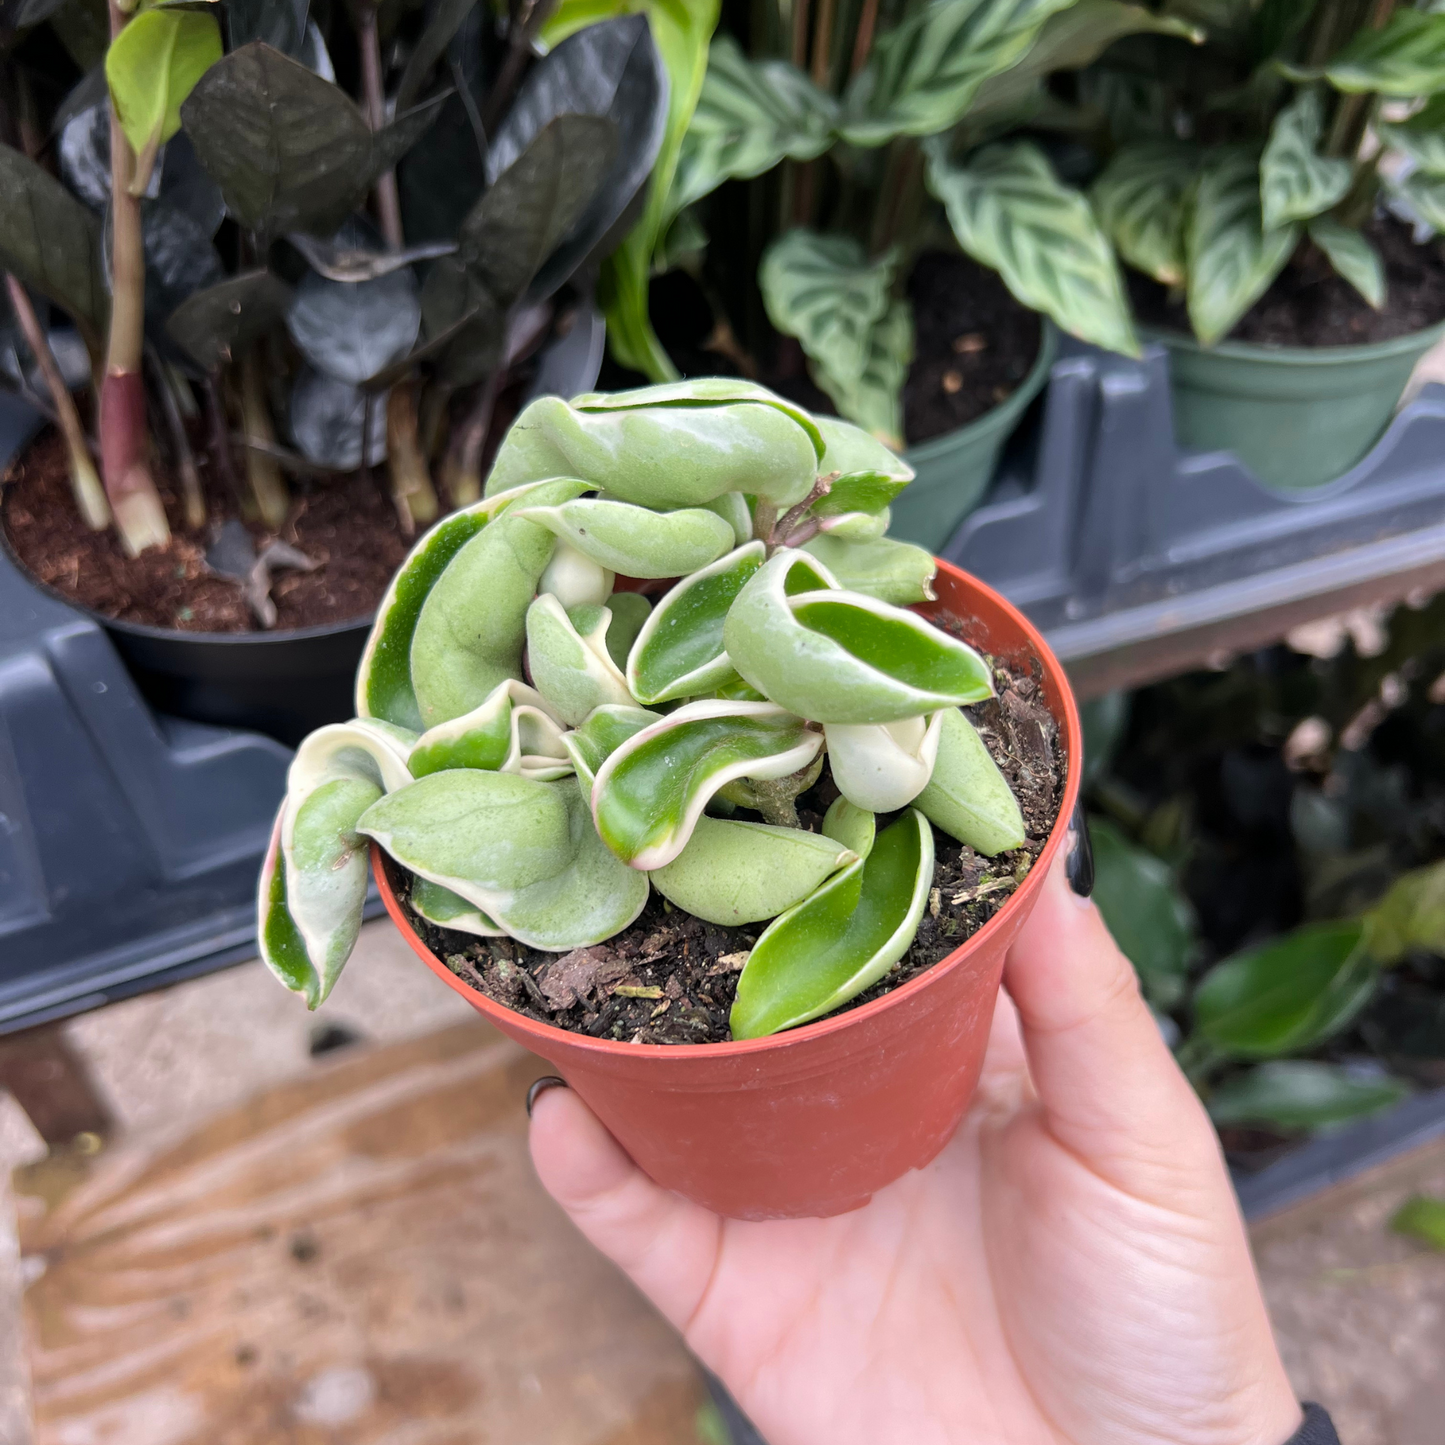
left=526, top=1076, right=567, bottom=1118
left=1065, top=800, right=1094, bottom=900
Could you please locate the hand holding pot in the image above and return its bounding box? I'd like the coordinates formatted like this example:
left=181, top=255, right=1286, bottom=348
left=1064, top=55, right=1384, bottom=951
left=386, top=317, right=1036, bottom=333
left=529, top=849, right=1304, bottom=1445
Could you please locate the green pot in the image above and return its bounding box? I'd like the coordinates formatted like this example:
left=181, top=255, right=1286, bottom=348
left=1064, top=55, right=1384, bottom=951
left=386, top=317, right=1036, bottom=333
left=890, top=322, right=1058, bottom=551
left=1151, top=320, right=1445, bottom=490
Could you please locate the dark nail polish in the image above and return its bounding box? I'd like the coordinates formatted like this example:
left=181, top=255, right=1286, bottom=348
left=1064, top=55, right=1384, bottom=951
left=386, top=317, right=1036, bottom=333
left=526, top=1076, right=567, bottom=1117
left=1065, top=800, right=1094, bottom=898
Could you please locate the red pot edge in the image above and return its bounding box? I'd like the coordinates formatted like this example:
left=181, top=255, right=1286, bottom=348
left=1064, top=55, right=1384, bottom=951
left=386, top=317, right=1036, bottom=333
left=373, top=556, right=1084, bottom=1062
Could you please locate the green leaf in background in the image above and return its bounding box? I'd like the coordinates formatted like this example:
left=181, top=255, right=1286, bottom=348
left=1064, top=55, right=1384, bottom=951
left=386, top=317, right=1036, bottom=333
left=1392, top=1195, right=1445, bottom=1251
left=1389, top=168, right=1445, bottom=233
left=106, top=9, right=221, bottom=187
left=730, top=810, right=934, bottom=1038
left=545, top=0, right=720, bottom=381
left=668, top=34, right=838, bottom=218
left=1324, top=10, right=1445, bottom=97
left=0, top=143, right=106, bottom=348
left=1207, top=1061, right=1409, bottom=1131
left=1377, top=94, right=1445, bottom=176
left=815, top=301, right=914, bottom=446
left=1259, top=90, right=1351, bottom=230
left=759, top=230, right=896, bottom=403
left=1186, top=147, right=1299, bottom=346
left=1193, top=919, right=1378, bottom=1058
left=1089, top=817, right=1195, bottom=1009
left=1090, top=140, right=1196, bottom=287
left=927, top=139, right=1139, bottom=357
left=840, top=0, right=1077, bottom=147
left=1363, top=858, right=1445, bottom=964
left=1308, top=216, right=1384, bottom=309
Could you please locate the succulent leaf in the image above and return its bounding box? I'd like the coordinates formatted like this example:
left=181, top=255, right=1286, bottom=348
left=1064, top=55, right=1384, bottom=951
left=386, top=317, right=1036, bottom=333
left=408, top=679, right=571, bottom=782
left=650, top=816, right=857, bottom=925
left=824, top=711, right=944, bottom=812
left=591, top=700, right=824, bottom=869
left=538, top=539, right=615, bottom=608
left=913, top=707, right=1026, bottom=855
left=561, top=703, right=662, bottom=792
left=525, top=593, right=637, bottom=726
left=516, top=497, right=737, bottom=578
left=700, top=490, right=753, bottom=544
left=626, top=541, right=765, bottom=704
left=800, top=534, right=936, bottom=604
left=601, top=591, right=651, bottom=670
left=822, top=795, right=876, bottom=861
left=724, top=550, right=992, bottom=724
left=812, top=510, right=890, bottom=543
left=730, top=810, right=934, bottom=1038
left=812, top=414, right=914, bottom=502
left=410, top=877, right=507, bottom=937
left=409, top=479, right=590, bottom=727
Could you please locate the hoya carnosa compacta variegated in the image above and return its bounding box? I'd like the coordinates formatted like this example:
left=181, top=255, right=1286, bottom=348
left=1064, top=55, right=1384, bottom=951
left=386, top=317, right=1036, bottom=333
left=259, top=379, right=1028, bottom=1034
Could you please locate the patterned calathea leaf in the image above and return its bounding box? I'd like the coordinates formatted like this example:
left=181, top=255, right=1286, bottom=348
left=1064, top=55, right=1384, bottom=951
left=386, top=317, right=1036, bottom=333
left=258, top=718, right=417, bottom=1007
left=730, top=810, right=934, bottom=1038
left=525, top=594, right=637, bottom=727
left=824, top=711, right=945, bottom=812
left=839, top=0, right=1077, bottom=146
left=483, top=380, right=823, bottom=508
left=515, top=496, right=737, bottom=578
left=359, top=773, right=649, bottom=950
left=1308, top=217, right=1385, bottom=308
left=591, top=700, right=824, bottom=869
left=926, top=138, right=1138, bottom=357
left=800, top=534, right=937, bottom=606
left=1320, top=10, right=1445, bottom=97
left=560, top=703, right=662, bottom=792
left=1259, top=90, right=1352, bottom=231
left=815, top=302, right=914, bottom=445
left=723, top=550, right=994, bottom=724
left=626, top=541, right=766, bottom=704
left=1377, top=94, right=1445, bottom=176
left=1090, top=139, right=1197, bottom=287
left=1186, top=146, right=1299, bottom=345
left=649, top=817, right=858, bottom=925
left=668, top=33, right=838, bottom=218
left=407, top=679, right=572, bottom=782
left=913, top=706, right=1026, bottom=854
left=409, top=877, right=508, bottom=938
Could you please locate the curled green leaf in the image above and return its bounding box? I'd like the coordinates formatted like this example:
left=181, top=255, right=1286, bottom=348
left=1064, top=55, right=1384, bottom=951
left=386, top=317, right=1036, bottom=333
left=516, top=496, right=737, bottom=578
left=913, top=707, right=1026, bottom=856
left=822, top=795, right=876, bottom=860
left=626, top=541, right=765, bottom=704
left=538, top=538, right=615, bottom=609
left=724, top=550, right=993, bottom=724
left=560, top=703, right=662, bottom=792
left=411, top=877, right=507, bottom=937
left=650, top=816, right=857, bottom=925
left=824, top=711, right=944, bottom=812
left=730, top=810, right=934, bottom=1039
left=812, top=510, right=890, bottom=543
left=407, top=679, right=571, bottom=782
left=800, top=534, right=936, bottom=605
left=526, top=594, right=636, bottom=726
left=700, top=490, right=753, bottom=545
left=591, top=700, right=824, bottom=869
left=601, top=591, right=651, bottom=670
left=812, top=414, right=914, bottom=503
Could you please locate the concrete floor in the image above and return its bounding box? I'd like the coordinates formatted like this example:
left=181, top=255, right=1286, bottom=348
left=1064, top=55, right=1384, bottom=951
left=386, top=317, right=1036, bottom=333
left=0, top=918, right=1441, bottom=1443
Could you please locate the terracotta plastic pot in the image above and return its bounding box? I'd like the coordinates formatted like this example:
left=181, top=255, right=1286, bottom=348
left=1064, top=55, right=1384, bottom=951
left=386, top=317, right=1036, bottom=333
left=375, top=557, right=1082, bottom=1220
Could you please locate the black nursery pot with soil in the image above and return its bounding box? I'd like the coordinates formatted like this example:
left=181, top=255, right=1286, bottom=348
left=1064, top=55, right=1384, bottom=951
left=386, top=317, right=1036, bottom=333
left=1133, top=219, right=1445, bottom=491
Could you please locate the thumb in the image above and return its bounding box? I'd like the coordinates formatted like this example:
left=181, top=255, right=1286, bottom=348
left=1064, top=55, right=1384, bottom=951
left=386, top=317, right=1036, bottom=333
left=1003, top=817, right=1223, bottom=1195
left=528, top=1082, right=723, bottom=1330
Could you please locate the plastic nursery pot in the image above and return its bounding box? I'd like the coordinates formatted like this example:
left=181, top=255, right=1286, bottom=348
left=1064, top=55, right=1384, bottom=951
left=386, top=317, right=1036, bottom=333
left=889, top=322, right=1058, bottom=552
left=375, top=558, right=1083, bottom=1221
left=1150, top=319, right=1445, bottom=490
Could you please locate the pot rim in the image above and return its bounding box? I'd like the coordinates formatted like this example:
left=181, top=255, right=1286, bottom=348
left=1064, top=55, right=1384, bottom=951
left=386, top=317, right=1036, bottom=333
left=904, top=321, right=1059, bottom=464
left=1142, top=315, right=1445, bottom=366
left=373, top=555, right=1083, bottom=1062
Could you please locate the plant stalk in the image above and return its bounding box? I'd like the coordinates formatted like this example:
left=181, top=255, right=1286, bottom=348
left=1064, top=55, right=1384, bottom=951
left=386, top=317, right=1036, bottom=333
left=239, top=347, right=290, bottom=529
left=809, top=0, right=837, bottom=89
left=850, top=0, right=879, bottom=76
left=147, top=348, right=205, bottom=530
left=441, top=369, right=503, bottom=505
left=386, top=381, right=438, bottom=533
left=5, top=274, right=109, bottom=530
left=101, top=0, right=170, bottom=556
left=203, top=375, right=244, bottom=505
left=357, top=1, right=404, bottom=251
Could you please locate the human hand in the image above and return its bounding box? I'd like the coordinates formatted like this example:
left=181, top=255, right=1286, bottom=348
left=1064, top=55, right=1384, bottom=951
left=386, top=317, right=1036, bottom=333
left=528, top=840, right=1303, bottom=1445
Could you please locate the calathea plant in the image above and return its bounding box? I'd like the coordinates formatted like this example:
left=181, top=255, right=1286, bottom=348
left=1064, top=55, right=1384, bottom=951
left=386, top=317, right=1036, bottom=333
left=625, top=0, right=1205, bottom=441
left=1089, top=0, right=1445, bottom=344
left=259, top=379, right=1030, bottom=1039
left=0, top=0, right=667, bottom=565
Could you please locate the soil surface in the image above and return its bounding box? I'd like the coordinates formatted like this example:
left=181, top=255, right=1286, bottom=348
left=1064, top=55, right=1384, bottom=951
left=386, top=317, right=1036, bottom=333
left=1131, top=215, right=1445, bottom=348
left=397, top=640, right=1064, bottom=1046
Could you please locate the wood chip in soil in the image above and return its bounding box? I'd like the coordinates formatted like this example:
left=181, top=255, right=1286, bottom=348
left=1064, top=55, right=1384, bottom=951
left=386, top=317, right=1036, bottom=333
left=395, top=637, right=1064, bottom=1046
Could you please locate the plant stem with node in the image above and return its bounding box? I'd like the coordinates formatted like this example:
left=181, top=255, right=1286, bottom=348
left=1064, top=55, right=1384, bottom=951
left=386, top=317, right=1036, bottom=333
left=5, top=274, right=109, bottom=530
left=147, top=349, right=205, bottom=530
left=239, top=347, right=290, bottom=529
left=101, top=0, right=170, bottom=557
left=441, top=369, right=503, bottom=505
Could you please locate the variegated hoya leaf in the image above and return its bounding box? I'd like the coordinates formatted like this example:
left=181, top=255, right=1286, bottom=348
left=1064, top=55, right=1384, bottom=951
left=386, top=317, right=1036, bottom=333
left=1259, top=90, right=1351, bottom=231
left=1090, top=139, right=1196, bottom=286
left=800, top=534, right=937, bottom=606
left=1308, top=217, right=1385, bottom=309
left=730, top=810, right=934, bottom=1038
left=590, top=700, right=824, bottom=869
left=410, top=877, right=507, bottom=937
left=537, top=539, right=615, bottom=610
left=1186, top=147, right=1299, bottom=346
left=516, top=496, right=737, bottom=578
left=927, top=138, right=1139, bottom=357
left=812, top=415, right=915, bottom=502
left=723, top=550, right=994, bottom=724
left=813, top=511, right=891, bottom=543
left=526, top=594, right=636, bottom=726
left=914, top=706, right=1026, bottom=854
left=822, top=795, right=876, bottom=860
left=824, top=711, right=945, bottom=813
left=560, top=703, right=662, bottom=792
left=407, top=679, right=572, bottom=781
